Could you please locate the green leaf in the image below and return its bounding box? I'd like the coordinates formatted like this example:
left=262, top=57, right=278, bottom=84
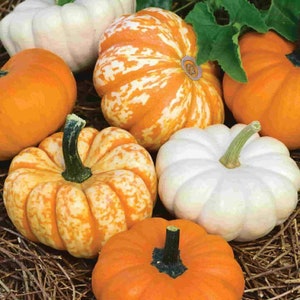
left=218, top=0, right=268, bottom=33
left=185, top=0, right=270, bottom=82
left=136, top=0, right=172, bottom=11
left=262, top=0, right=300, bottom=41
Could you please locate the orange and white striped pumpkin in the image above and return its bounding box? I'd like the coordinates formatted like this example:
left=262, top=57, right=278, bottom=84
left=93, top=7, right=224, bottom=151
left=3, top=114, right=157, bottom=258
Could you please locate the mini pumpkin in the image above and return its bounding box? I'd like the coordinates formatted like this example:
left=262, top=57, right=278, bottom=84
left=3, top=114, right=157, bottom=258
left=0, top=0, right=136, bottom=72
left=93, top=7, right=224, bottom=151
left=156, top=121, right=300, bottom=241
left=92, top=217, right=245, bottom=300
left=223, top=31, right=300, bottom=150
left=0, top=48, right=76, bottom=161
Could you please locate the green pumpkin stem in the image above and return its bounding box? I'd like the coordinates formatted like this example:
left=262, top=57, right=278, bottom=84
left=219, top=121, right=261, bottom=169
left=56, top=0, right=74, bottom=6
left=286, top=47, right=300, bottom=67
left=151, top=225, right=187, bottom=279
left=286, top=23, right=300, bottom=66
left=0, top=70, right=8, bottom=77
left=61, top=114, right=92, bottom=183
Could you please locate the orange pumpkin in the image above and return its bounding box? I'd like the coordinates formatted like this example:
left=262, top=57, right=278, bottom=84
left=92, top=217, right=245, bottom=300
left=223, top=31, right=300, bottom=150
left=3, top=114, right=157, bottom=258
left=0, top=48, right=77, bottom=160
left=93, top=7, right=224, bottom=151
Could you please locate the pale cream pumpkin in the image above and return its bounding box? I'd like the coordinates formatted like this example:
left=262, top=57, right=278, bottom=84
left=156, top=121, right=300, bottom=241
left=0, top=0, right=136, bottom=72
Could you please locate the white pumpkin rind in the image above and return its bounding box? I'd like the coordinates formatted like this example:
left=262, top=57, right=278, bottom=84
left=156, top=123, right=300, bottom=242
left=0, top=0, right=136, bottom=72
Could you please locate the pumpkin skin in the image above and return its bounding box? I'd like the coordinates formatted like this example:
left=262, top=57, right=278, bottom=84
left=156, top=122, right=300, bottom=242
left=223, top=31, right=300, bottom=150
left=3, top=115, right=157, bottom=258
left=0, top=0, right=136, bottom=72
left=0, top=48, right=76, bottom=161
left=93, top=7, right=224, bottom=151
left=92, top=217, right=245, bottom=300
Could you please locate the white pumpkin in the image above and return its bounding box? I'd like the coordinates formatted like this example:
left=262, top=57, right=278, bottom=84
left=156, top=121, right=300, bottom=242
left=0, top=0, right=136, bottom=72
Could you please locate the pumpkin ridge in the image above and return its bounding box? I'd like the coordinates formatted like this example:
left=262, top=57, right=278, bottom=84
left=241, top=159, right=299, bottom=188
left=34, top=181, right=67, bottom=250
left=230, top=63, right=289, bottom=121
left=101, top=264, right=159, bottom=299
left=183, top=79, right=221, bottom=126
left=186, top=268, right=244, bottom=299
left=95, top=170, right=152, bottom=228
left=173, top=166, right=222, bottom=216
left=98, top=63, right=182, bottom=95
left=79, top=190, right=106, bottom=254
left=57, top=9, right=82, bottom=71
left=259, top=66, right=298, bottom=123
left=244, top=59, right=288, bottom=80
left=192, top=173, right=245, bottom=238
left=91, top=143, right=156, bottom=200
left=76, top=130, right=100, bottom=168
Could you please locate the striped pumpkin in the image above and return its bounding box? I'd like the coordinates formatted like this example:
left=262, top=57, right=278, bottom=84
left=3, top=114, right=157, bottom=258
left=93, top=7, right=224, bottom=151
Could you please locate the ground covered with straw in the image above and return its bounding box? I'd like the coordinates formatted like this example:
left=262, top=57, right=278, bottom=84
left=0, top=1, right=300, bottom=299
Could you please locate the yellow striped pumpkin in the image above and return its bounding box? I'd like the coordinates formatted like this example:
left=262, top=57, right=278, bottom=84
left=3, top=114, right=157, bottom=258
left=93, top=7, right=224, bottom=151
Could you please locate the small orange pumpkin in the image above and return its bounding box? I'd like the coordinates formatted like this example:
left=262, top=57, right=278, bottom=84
left=223, top=31, right=300, bottom=150
left=0, top=48, right=77, bottom=160
left=93, top=7, right=224, bottom=151
left=92, top=217, right=245, bottom=300
left=3, top=114, right=157, bottom=258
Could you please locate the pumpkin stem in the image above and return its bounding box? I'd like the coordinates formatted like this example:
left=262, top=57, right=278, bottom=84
left=151, top=225, right=187, bottom=279
left=61, top=114, right=92, bottom=183
left=181, top=56, right=202, bottom=80
left=219, top=121, right=261, bottom=169
left=0, top=70, right=8, bottom=77
left=286, top=48, right=300, bottom=67
left=286, top=23, right=300, bottom=67
left=56, top=0, right=74, bottom=6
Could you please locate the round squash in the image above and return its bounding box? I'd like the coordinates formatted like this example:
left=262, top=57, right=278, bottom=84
left=0, top=0, right=136, bottom=72
left=93, top=7, right=224, bottom=151
left=92, top=217, right=245, bottom=300
left=3, top=114, right=157, bottom=258
left=0, top=48, right=76, bottom=161
left=223, top=31, right=300, bottom=150
left=156, top=121, right=300, bottom=241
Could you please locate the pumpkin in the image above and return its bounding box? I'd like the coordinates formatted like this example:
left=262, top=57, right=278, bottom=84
left=3, top=114, right=157, bottom=258
left=93, top=7, right=224, bottom=151
left=223, top=31, right=300, bottom=150
left=92, top=217, right=245, bottom=300
left=156, top=121, right=300, bottom=242
left=0, top=48, right=76, bottom=161
left=0, top=0, right=136, bottom=72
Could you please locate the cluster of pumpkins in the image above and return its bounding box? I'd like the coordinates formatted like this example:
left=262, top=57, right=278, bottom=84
left=1, top=1, right=300, bottom=299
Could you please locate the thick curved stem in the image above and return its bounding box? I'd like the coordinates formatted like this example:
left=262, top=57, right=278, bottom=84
left=151, top=225, right=187, bottom=278
left=61, top=114, right=92, bottom=183
left=219, top=121, right=261, bottom=169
